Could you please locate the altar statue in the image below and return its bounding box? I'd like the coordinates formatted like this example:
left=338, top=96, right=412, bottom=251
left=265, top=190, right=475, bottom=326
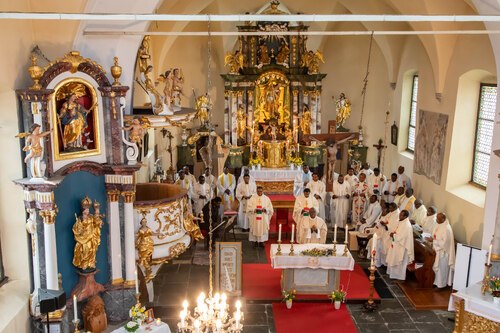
left=300, top=107, right=312, bottom=135
left=237, top=106, right=247, bottom=141
left=73, top=197, right=104, bottom=271
left=123, top=117, right=149, bottom=148
left=135, top=216, right=154, bottom=281
left=301, top=49, right=325, bottom=74
left=58, top=93, right=96, bottom=150
left=137, top=36, right=151, bottom=74
left=195, top=93, right=212, bottom=127
left=157, top=69, right=173, bottom=107
left=16, top=123, right=52, bottom=178
left=276, top=41, right=290, bottom=65
left=224, top=50, right=244, bottom=74
left=183, top=211, right=204, bottom=241
left=259, top=43, right=270, bottom=65
left=171, top=68, right=185, bottom=105
left=335, top=93, right=352, bottom=129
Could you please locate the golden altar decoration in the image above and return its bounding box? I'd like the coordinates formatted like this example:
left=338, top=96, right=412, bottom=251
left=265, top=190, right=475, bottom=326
left=258, top=140, right=289, bottom=168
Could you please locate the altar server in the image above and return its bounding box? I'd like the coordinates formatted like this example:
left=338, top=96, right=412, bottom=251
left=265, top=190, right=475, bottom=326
left=192, top=175, right=212, bottom=215
left=217, top=166, right=236, bottom=211
left=367, top=203, right=389, bottom=266
left=379, top=203, right=400, bottom=266
left=351, top=172, right=369, bottom=229
left=294, top=164, right=313, bottom=197
left=382, top=173, right=399, bottom=203
left=330, top=175, right=352, bottom=228
left=235, top=174, right=257, bottom=231
left=293, top=188, right=319, bottom=243
left=367, top=168, right=386, bottom=200
left=427, top=213, right=455, bottom=288
left=358, top=195, right=382, bottom=233
left=420, top=206, right=437, bottom=234
left=399, top=188, right=416, bottom=214
left=299, top=207, right=328, bottom=244
left=247, top=186, right=274, bottom=247
left=306, top=172, right=326, bottom=219
left=386, top=210, right=414, bottom=280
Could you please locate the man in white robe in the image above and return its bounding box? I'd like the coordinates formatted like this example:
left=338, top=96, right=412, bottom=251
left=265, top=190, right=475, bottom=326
left=358, top=195, right=382, bottom=233
left=393, top=187, right=406, bottom=207
left=420, top=206, right=437, bottom=235
left=386, top=210, right=414, bottom=280
left=217, top=166, right=236, bottom=211
left=331, top=175, right=351, bottom=229
left=235, top=174, right=257, bottom=231
left=379, top=203, right=401, bottom=267
left=351, top=173, right=369, bottom=229
left=299, top=208, right=328, bottom=244
left=293, top=188, right=319, bottom=243
left=204, top=167, right=216, bottom=196
left=399, top=188, right=416, bottom=215
left=344, top=168, right=359, bottom=188
left=175, top=170, right=192, bottom=196
left=409, top=199, right=427, bottom=232
left=367, top=203, right=389, bottom=267
left=237, top=166, right=256, bottom=186
left=382, top=173, right=399, bottom=203
left=183, top=165, right=196, bottom=189
left=247, top=186, right=274, bottom=247
left=426, top=213, right=455, bottom=288
left=367, top=168, right=386, bottom=200
left=192, top=175, right=212, bottom=215
left=306, top=172, right=327, bottom=220
left=397, top=166, right=412, bottom=190
left=359, top=162, right=374, bottom=177
left=294, top=164, right=313, bottom=197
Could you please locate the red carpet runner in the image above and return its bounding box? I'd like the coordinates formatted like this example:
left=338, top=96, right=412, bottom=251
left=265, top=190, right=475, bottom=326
left=272, top=302, right=358, bottom=333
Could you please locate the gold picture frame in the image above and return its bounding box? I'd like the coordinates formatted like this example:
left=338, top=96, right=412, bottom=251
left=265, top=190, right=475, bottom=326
left=215, top=242, right=242, bottom=296
left=51, top=77, right=101, bottom=160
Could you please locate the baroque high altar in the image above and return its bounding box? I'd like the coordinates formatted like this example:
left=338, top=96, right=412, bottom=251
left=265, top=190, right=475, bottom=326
left=222, top=4, right=326, bottom=168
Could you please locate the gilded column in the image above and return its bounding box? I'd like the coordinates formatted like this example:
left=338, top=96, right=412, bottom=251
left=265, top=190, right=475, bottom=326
left=40, top=209, right=58, bottom=290
left=293, top=89, right=299, bottom=143
left=122, top=190, right=136, bottom=287
left=108, top=189, right=123, bottom=284
left=247, top=91, right=254, bottom=144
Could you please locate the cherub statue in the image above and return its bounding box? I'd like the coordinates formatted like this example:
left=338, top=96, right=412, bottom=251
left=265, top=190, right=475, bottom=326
left=183, top=212, right=204, bottom=241
left=123, top=117, right=149, bottom=148
left=157, top=69, right=173, bottom=107
left=195, top=93, right=212, bottom=127
left=73, top=197, right=103, bottom=271
left=224, top=50, right=244, bottom=74
left=301, top=49, right=325, bottom=74
left=335, top=93, right=352, bottom=129
left=135, top=216, right=154, bottom=282
left=300, top=106, right=312, bottom=135
left=16, top=123, right=52, bottom=179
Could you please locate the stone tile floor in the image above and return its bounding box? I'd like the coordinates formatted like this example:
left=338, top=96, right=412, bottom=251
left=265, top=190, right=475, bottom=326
left=136, top=230, right=455, bottom=332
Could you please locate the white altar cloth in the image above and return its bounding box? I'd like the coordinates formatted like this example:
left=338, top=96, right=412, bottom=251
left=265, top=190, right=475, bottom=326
left=452, top=282, right=500, bottom=323
left=270, top=244, right=355, bottom=270
left=250, top=168, right=301, bottom=182
left=112, top=322, right=171, bottom=333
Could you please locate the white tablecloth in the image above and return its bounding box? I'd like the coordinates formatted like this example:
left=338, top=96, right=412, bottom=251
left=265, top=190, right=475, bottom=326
left=111, top=322, right=171, bottom=333
left=452, top=282, right=500, bottom=323
left=270, top=244, right=355, bottom=270
left=250, top=168, right=300, bottom=181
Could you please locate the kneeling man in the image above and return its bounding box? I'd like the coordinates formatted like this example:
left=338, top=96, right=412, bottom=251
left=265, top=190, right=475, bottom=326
left=247, top=186, right=274, bottom=247
left=299, top=207, right=328, bottom=244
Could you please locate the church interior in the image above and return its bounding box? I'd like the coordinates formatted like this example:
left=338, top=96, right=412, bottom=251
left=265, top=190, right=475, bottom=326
left=2, top=0, right=500, bottom=332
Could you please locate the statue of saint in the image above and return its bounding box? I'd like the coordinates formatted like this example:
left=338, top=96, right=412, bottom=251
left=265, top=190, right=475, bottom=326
left=157, top=69, right=173, bottom=107
left=171, top=68, right=185, bottom=106
left=301, top=49, right=325, bottom=74
left=73, top=197, right=103, bottom=271
left=58, top=94, right=95, bottom=150
left=137, top=36, right=151, bottom=74
left=195, top=93, right=211, bottom=127
left=135, top=216, right=154, bottom=282
left=335, top=93, right=352, bottom=129
left=224, top=50, right=244, bottom=74
left=300, top=107, right=312, bottom=135
left=276, top=41, right=290, bottom=65
left=236, top=106, right=247, bottom=141
left=17, top=123, right=52, bottom=178
left=259, top=43, right=270, bottom=65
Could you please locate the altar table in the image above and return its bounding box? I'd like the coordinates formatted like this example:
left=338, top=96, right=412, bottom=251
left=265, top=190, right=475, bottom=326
left=111, top=322, right=171, bottom=333
left=250, top=167, right=300, bottom=193
left=270, top=244, right=355, bottom=294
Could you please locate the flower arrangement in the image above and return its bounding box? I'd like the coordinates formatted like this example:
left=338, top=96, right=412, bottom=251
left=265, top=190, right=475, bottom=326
left=124, top=321, right=140, bottom=332
left=300, top=248, right=334, bottom=257
left=282, top=289, right=296, bottom=302
left=289, top=156, right=303, bottom=167
left=129, top=303, right=146, bottom=323
left=490, top=276, right=500, bottom=297
left=249, top=157, right=264, bottom=166
left=329, top=288, right=347, bottom=303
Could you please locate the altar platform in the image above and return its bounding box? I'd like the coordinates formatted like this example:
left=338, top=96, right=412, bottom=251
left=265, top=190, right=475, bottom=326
left=250, top=167, right=300, bottom=194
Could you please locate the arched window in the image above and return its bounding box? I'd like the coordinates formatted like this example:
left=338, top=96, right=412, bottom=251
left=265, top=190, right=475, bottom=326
left=472, top=84, right=497, bottom=187
left=407, top=75, right=419, bottom=152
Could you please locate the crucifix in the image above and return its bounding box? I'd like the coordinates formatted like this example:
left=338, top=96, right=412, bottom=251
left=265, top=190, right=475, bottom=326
left=307, top=120, right=357, bottom=191
left=372, top=138, right=387, bottom=169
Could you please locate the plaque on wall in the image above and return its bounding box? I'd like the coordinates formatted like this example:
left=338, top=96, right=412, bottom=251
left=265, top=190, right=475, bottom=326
left=215, top=242, right=242, bottom=296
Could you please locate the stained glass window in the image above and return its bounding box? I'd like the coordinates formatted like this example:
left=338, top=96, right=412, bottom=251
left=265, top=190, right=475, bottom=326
left=407, top=75, right=418, bottom=152
left=472, top=84, right=497, bottom=187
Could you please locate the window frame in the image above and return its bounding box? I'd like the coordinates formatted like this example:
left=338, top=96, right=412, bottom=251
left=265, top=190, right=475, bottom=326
left=471, top=83, right=497, bottom=188
left=0, top=237, right=5, bottom=287
left=407, top=75, right=419, bottom=152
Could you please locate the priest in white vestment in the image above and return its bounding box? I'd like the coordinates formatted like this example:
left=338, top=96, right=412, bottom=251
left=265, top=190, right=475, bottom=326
left=306, top=173, right=327, bottom=220
left=237, top=166, right=257, bottom=186
left=386, top=210, right=415, bottom=280
left=192, top=175, right=212, bottom=215
left=235, top=174, right=257, bottom=230
left=367, top=168, right=386, bottom=200
left=359, top=162, right=374, bottom=177
left=247, top=186, right=274, bottom=247
left=409, top=199, right=426, bottom=232
left=397, top=166, right=412, bottom=190
left=393, top=187, right=406, bottom=207
left=379, top=203, right=401, bottom=267
left=420, top=206, right=437, bottom=235
left=344, top=168, right=359, bottom=188
left=183, top=165, right=196, bottom=189
left=204, top=167, right=216, bottom=196
left=351, top=173, right=369, bottom=229
left=331, top=175, right=351, bottom=228
left=399, top=188, right=416, bottom=215
left=367, top=203, right=389, bottom=267
left=293, top=188, right=319, bottom=243
left=358, top=195, right=382, bottom=233
left=299, top=208, right=328, bottom=244
left=217, top=166, right=236, bottom=211
left=426, top=213, right=455, bottom=288
left=294, top=164, right=313, bottom=197
left=382, top=173, right=399, bottom=203
left=175, top=170, right=193, bottom=196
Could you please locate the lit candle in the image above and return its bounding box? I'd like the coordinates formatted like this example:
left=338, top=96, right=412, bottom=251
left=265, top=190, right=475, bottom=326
left=278, top=224, right=282, bottom=242
left=334, top=224, right=337, bottom=243
left=235, top=300, right=241, bottom=312
left=135, top=270, right=139, bottom=294
left=216, top=319, right=222, bottom=332
left=183, top=299, right=188, bottom=313
left=291, top=224, right=295, bottom=243
left=156, top=318, right=161, bottom=326
left=194, top=319, right=200, bottom=333
left=372, top=234, right=377, bottom=252
left=297, top=143, right=300, bottom=153
left=180, top=311, right=185, bottom=327
left=488, top=244, right=493, bottom=265
left=344, top=231, right=348, bottom=245
left=73, top=295, right=78, bottom=320
left=234, top=311, right=241, bottom=329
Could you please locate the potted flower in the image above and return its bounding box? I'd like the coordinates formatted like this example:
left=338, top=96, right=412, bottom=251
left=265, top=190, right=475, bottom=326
left=490, top=276, right=500, bottom=305
left=289, top=156, right=303, bottom=169
left=282, top=289, right=296, bottom=309
left=329, top=288, right=346, bottom=310
left=124, top=321, right=140, bottom=333
left=129, top=303, right=146, bottom=325
left=249, top=157, right=263, bottom=170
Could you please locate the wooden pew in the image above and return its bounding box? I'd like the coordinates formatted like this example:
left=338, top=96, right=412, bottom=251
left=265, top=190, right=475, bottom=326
left=411, top=237, right=436, bottom=288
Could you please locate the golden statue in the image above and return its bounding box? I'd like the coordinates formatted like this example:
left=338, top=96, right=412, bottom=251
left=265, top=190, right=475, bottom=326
left=195, top=93, right=212, bottom=127
left=123, top=117, right=150, bottom=148
left=276, top=41, right=290, bottom=65
left=301, top=49, right=325, bottom=74
left=259, top=44, right=270, bottom=65
left=236, top=106, right=247, bottom=140
left=58, top=93, right=96, bottom=150
left=183, top=212, right=204, bottom=241
left=73, top=197, right=103, bottom=271
left=300, top=107, right=312, bottom=135
left=335, top=93, right=352, bottom=128
left=16, top=123, right=52, bottom=178
left=224, top=50, right=244, bottom=74
left=138, top=36, right=151, bottom=74
left=135, top=216, right=154, bottom=282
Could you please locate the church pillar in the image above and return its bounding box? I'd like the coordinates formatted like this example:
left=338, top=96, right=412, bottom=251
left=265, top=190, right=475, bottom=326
left=40, top=209, right=58, bottom=290
left=310, top=91, right=318, bottom=135
left=122, top=190, right=136, bottom=287
left=107, top=189, right=123, bottom=284
left=26, top=207, right=41, bottom=292
left=247, top=91, right=254, bottom=144
left=231, top=92, right=238, bottom=146
left=293, top=89, right=299, bottom=143
left=224, top=92, right=230, bottom=144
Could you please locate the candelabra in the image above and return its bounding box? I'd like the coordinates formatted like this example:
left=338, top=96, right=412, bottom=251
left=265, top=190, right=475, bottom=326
left=289, top=241, right=295, bottom=256
left=343, top=243, right=349, bottom=257
left=363, top=265, right=377, bottom=312
left=481, top=263, right=492, bottom=295
left=276, top=240, right=282, bottom=256
left=332, top=242, right=337, bottom=256
left=72, top=319, right=80, bottom=333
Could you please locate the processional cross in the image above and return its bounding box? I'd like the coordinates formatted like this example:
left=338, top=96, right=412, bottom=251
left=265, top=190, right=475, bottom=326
left=307, top=120, right=357, bottom=191
left=372, top=138, right=387, bottom=169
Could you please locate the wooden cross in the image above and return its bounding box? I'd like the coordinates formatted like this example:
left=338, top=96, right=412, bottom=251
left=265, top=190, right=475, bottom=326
left=372, top=138, right=387, bottom=169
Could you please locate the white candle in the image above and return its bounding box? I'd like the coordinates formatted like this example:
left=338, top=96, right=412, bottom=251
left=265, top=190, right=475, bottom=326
left=156, top=318, right=161, bottom=326
left=488, top=244, right=493, bottom=265
left=334, top=224, right=337, bottom=243
left=297, top=143, right=300, bottom=153
left=194, top=319, right=200, bottom=333
left=73, top=295, right=78, bottom=320
left=180, top=310, right=186, bottom=327
left=135, top=270, right=139, bottom=294
left=291, top=224, right=295, bottom=243
left=372, top=234, right=377, bottom=252
left=278, top=224, right=282, bottom=242
left=183, top=299, right=188, bottom=313
left=344, top=231, right=348, bottom=245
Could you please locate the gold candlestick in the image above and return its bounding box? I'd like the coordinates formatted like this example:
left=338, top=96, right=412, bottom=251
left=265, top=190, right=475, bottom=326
left=276, top=240, right=282, bottom=255
left=481, top=263, right=492, bottom=295
left=72, top=318, right=80, bottom=333
left=289, top=241, right=295, bottom=256
left=343, top=242, right=349, bottom=257
left=363, top=265, right=377, bottom=311
left=332, top=241, right=337, bottom=256
left=135, top=292, right=141, bottom=305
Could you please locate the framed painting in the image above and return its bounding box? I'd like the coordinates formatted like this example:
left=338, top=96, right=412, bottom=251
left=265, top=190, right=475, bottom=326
left=391, top=122, right=398, bottom=146
left=144, top=308, right=155, bottom=324
left=215, top=242, right=242, bottom=296
left=51, top=78, right=100, bottom=160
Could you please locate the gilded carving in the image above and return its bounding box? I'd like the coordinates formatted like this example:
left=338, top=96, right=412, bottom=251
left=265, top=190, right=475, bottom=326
left=454, top=299, right=500, bottom=333
left=122, top=191, right=136, bottom=203
left=153, top=201, right=182, bottom=239
left=255, top=181, right=294, bottom=193
left=50, top=51, right=106, bottom=74
left=107, top=189, right=120, bottom=202
left=135, top=215, right=154, bottom=283
left=40, top=209, right=57, bottom=225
